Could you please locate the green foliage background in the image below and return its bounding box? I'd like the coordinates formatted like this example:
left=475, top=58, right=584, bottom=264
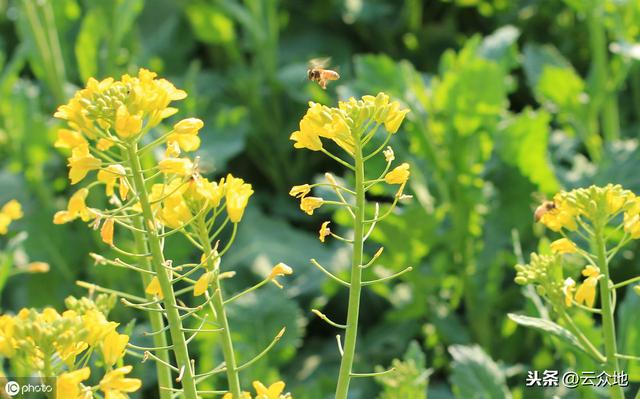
left=1, top=0, right=640, bottom=397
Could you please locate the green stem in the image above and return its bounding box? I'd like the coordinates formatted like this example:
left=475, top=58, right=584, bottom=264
left=594, top=226, right=625, bottom=399
left=130, top=218, right=173, bottom=399
left=125, top=143, right=198, bottom=399
left=195, top=216, right=242, bottom=397
left=335, top=141, right=365, bottom=399
left=587, top=6, right=620, bottom=141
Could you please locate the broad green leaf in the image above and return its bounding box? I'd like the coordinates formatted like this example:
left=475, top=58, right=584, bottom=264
left=536, top=65, right=586, bottom=112
left=195, top=105, right=249, bottom=172
left=522, top=43, right=572, bottom=93
left=498, top=108, right=559, bottom=194
left=478, top=25, right=520, bottom=70
left=449, top=344, right=511, bottom=399
left=507, top=313, right=587, bottom=354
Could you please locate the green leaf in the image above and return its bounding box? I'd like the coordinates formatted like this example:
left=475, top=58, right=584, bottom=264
left=617, top=289, right=640, bottom=381
left=507, top=313, right=586, bottom=354
left=536, top=65, right=586, bottom=112
left=375, top=341, right=431, bottom=399
left=449, top=344, right=511, bottom=399
left=75, top=8, right=106, bottom=82
left=184, top=1, right=236, bottom=45
left=497, top=108, right=560, bottom=194
left=478, top=25, right=520, bottom=70
left=195, top=105, right=249, bottom=172
left=522, top=43, right=572, bottom=92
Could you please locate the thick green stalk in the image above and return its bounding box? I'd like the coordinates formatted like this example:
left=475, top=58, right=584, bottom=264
left=594, top=226, right=625, bottom=399
left=195, top=216, right=243, bottom=397
left=130, top=219, right=173, bottom=399
left=125, top=143, right=198, bottom=398
left=335, top=141, right=365, bottom=399
left=587, top=7, right=620, bottom=141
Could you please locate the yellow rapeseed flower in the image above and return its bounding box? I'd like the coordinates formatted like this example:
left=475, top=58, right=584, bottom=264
left=253, top=380, right=287, bottom=399
left=54, top=129, right=87, bottom=149
left=99, top=365, right=142, bottom=398
left=97, top=138, right=115, bottom=151
left=100, top=218, right=115, bottom=246
left=145, top=277, right=163, bottom=299
left=53, top=188, right=94, bottom=224
left=97, top=164, right=129, bottom=199
left=289, top=184, right=311, bottom=199
left=102, top=331, right=129, bottom=366
left=550, top=238, right=578, bottom=254
left=384, top=163, right=410, bottom=185
left=562, top=278, right=576, bottom=307
left=68, top=144, right=101, bottom=184
left=0, top=315, right=16, bottom=357
left=1, top=200, right=23, bottom=220
left=83, top=310, right=118, bottom=346
left=159, top=158, right=193, bottom=176
left=115, top=105, right=143, bottom=139
left=268, top=263, right=293, bottom=289
left=225, top=174, right=254, bottom=223
left=193, top=272, right=212, bottom=296
left=0, top=214, right=11, bottom=235
left=319, top=221, right=331, bottom=242
left=222, top=392, right=252, bottom=399
left=168, top=118, right=204, bottom=151
left=300, top=197, right=323, bottom=215
left=574, top=266, right=601, bottom=307
left=57, top=367, right=91, bottom=399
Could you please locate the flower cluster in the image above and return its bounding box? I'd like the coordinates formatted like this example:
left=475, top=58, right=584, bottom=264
left=0, top=295, right=140, bottom=398
left=0, top=200, right=23, bottom=235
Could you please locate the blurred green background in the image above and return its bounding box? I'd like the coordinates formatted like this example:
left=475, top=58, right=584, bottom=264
left=1, top=0, right=640, bottom=397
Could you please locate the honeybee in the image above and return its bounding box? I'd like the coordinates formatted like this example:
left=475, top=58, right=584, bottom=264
left=307, top=57, right=340, bottom=89
left=534, top=200, right=556, bottom=222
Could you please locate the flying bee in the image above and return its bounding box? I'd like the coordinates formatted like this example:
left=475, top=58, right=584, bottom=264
left=307, top=57, right=340, bottom=90
left=534, top=200, right=556, bottom=222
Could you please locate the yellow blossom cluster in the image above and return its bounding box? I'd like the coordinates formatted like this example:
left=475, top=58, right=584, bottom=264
left=538, top=184, right=636, bottom=232
left=0, top=295, right=140, bottom=398
left=0, top=200, right=23, bottom=235
left=290, top=92, right=409, bottom=154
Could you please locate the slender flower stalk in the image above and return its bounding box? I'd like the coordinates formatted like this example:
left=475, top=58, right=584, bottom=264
left=289, top=93, right=410, bottom=399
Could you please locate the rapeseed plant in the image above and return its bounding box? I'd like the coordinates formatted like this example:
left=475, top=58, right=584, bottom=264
left=515, top=184, right=640, bottom=399
left=53, top=69, right=292, bottom=399
left=289, top=92, right=410, bottom=399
